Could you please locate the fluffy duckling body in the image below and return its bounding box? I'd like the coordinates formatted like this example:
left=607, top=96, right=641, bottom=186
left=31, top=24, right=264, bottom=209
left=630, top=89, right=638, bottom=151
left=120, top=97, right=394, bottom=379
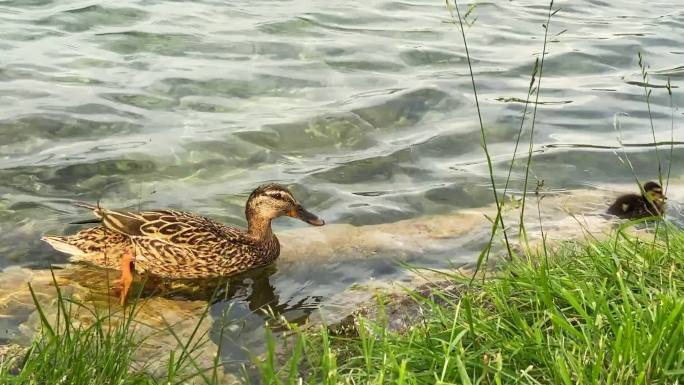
left=42, top=184, right=324, bottom=304
left=607, top=181, right=666, bottom=220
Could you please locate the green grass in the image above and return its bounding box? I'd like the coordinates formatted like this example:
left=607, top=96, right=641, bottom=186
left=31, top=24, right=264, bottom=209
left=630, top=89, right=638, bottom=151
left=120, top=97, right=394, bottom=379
left=6, top=225, right=681, bottom=385
left=254, top=224, right=684, bottom=384
left=0, top=272, right=223, bottom=385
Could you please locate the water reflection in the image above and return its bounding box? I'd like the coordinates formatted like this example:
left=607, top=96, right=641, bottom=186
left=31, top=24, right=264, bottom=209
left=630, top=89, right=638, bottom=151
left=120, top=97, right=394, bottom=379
left=52, top=261, right=323, bottom=368
left=58, top=262, right=321, bottom=324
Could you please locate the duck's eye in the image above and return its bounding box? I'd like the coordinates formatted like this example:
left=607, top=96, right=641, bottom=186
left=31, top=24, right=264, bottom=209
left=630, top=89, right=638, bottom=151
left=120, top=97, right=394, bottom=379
left=271, top=192, right=283, bottom=200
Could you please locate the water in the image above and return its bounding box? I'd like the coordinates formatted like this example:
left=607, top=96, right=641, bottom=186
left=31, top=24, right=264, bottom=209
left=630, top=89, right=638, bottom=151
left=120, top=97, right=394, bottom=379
left=1, top=0, right=683, bottom=374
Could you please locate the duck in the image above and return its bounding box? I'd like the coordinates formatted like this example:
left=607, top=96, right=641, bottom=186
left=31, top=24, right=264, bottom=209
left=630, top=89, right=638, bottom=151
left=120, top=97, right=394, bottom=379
left=607, top=181, right=666, bottom=220
left=41, top=183, right=325, bottom=305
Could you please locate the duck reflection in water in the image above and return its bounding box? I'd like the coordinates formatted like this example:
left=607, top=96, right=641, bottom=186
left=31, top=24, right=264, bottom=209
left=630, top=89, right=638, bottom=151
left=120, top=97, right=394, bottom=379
left=59, top=263, right=323, bottom=328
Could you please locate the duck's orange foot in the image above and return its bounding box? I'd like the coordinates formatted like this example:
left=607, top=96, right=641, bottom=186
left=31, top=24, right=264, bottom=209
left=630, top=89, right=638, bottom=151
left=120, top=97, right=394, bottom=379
left=109, top=283, right=123, bottom=300
left=111, top=251, right=134, bottom=305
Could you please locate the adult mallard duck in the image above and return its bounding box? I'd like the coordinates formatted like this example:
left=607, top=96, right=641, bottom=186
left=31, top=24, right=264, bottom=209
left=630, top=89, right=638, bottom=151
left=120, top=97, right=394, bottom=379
left=607, top=181, right=666, bottom=220
left=42, top=184, right=325, bottom=304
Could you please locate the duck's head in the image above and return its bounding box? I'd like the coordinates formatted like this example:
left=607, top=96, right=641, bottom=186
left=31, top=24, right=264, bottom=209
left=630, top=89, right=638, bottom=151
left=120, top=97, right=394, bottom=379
left=246, top=183, right=325, bottom=226
left=642, top=181, right=666, bottom=208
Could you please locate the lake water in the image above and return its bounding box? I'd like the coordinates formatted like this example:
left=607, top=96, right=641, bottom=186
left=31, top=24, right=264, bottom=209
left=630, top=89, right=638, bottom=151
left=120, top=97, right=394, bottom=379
left=0, top=0, right=683, bottom=375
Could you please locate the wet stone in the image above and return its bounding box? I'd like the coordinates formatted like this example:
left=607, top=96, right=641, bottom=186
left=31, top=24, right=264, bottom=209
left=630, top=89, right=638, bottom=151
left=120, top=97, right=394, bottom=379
left=0, top=266, right=230, bottom=383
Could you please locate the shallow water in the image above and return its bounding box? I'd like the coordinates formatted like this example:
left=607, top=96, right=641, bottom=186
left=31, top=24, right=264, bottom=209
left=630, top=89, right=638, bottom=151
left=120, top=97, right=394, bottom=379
left=1, top=0, right=683, bottom=375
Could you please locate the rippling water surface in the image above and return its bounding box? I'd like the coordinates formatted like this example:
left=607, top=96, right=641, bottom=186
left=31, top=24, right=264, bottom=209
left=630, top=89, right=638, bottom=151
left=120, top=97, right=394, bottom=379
left=1, top=0, right=683, bottom=371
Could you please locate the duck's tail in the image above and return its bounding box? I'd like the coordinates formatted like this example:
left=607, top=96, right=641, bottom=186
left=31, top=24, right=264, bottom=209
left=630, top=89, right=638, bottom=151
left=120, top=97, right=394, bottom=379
left=41, top=227, right=128, bottom=270
left=70, top=201, right=104, bottom=224
left=69, top=218, right=102, bottom=225
left=41, top=235, right=87, bottom=257
left=73, top=202, right=98, bottom=211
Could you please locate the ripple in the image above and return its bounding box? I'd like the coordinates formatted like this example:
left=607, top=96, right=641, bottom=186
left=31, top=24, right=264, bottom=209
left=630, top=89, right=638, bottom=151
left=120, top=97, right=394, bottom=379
left=351, top=88, right=453, bottom=131
left=54, top=159, right=156, bottom=181
left=409, top=126, right=518, bottom=159
left=38, top=5, right=149, bottom=32
left=101, top=93, right=177, bottom=110
left=624, top=80, right=678, bottom=89
left=149, top=75, right=322, bottom=100
left=0, top=0, right=52, bottom=8
left=0, top=115, right=142, bottom=146
left=236, top=113, right=377, bottom=154
left=0, top=158, right=157, bottom=202
left=325, top=59, right=405, bottom=72
left=651, top=65, right=684, bottom=78
left=257, top=18, right=324, bottom=37
left=95, top=31, right=203, bottom=56
left=51, top=103, right=144, bottom=120
left=179, top=99, right=235, bottom=113
left=51, top=75, right=105, bottom=85
left=227, top=40, right=307, bottom=60
left=311, top=148, right=427, bottom=185
left=399, top=47, right=465, bottom=67
left=297, top=15, right=442, bottom=40
left=181, top=139, right=275, bottom=169
left=531, top=51, right=617, bottom=76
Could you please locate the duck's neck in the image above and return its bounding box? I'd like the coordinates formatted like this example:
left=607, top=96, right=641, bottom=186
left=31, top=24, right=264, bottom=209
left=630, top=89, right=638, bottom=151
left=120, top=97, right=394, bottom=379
left=247, top=215, right=275, bottom=241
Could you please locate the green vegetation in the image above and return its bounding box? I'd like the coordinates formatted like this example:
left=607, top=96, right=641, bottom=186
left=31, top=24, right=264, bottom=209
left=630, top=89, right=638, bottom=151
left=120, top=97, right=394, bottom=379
left=4, top=228, right=682, bottom=385
left=0, top=274, right=223, bottom=385
left=255, top=225, right=684, bottom=384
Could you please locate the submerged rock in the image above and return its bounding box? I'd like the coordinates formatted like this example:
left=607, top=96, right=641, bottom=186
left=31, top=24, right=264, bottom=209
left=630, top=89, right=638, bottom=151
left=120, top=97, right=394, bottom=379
left=0, top=343, right=26, bottom=375
left=278, top=186, right=617, bottom=270
left=0, top=265, right=235, bottom=383
left=303, top=186, right=660, bottom=332
left=328, top=279, right=468, bottom=337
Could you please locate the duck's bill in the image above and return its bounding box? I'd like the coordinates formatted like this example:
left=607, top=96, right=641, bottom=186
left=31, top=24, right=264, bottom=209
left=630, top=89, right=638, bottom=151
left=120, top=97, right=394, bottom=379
left=293, top=206, right=325, bottom=226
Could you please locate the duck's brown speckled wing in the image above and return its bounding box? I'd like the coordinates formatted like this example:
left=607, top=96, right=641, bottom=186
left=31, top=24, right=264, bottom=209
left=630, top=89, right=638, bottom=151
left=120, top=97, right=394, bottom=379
left=131, top=236, right=263, bottom=279
left=96, top=209, right=266, bottom=278
left=96, top=209, right=240, bottom=241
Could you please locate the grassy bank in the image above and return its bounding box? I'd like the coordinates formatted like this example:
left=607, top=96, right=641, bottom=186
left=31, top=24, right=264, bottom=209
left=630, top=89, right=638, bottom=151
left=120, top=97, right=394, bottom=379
left=3, top=221, right=681, bottom=385
left=0, top=277, right=224, bottom=385
left=255, top=224, right=684, bottom=384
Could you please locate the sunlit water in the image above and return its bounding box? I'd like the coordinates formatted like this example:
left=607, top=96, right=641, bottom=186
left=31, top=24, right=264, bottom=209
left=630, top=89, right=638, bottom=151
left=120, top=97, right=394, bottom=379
left=1, top=0, right=683, bottom=374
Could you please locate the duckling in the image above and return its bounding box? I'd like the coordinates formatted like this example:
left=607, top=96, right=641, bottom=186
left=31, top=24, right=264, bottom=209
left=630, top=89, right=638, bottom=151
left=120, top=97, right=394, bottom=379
left=41, top=184, right=325, bottom=304
left=607, top=181, right=666, bottom=220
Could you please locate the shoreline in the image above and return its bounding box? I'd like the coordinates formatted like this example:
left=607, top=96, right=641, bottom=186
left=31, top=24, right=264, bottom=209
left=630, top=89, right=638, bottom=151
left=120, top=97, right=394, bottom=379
left=0, top=184, right=681, bottom=383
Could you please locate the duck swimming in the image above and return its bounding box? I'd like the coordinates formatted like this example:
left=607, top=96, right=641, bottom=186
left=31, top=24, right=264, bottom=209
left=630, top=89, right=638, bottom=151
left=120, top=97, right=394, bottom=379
left=42, top=184, right=325, bottom=304
left=607, top=181, right=666, bottom=220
